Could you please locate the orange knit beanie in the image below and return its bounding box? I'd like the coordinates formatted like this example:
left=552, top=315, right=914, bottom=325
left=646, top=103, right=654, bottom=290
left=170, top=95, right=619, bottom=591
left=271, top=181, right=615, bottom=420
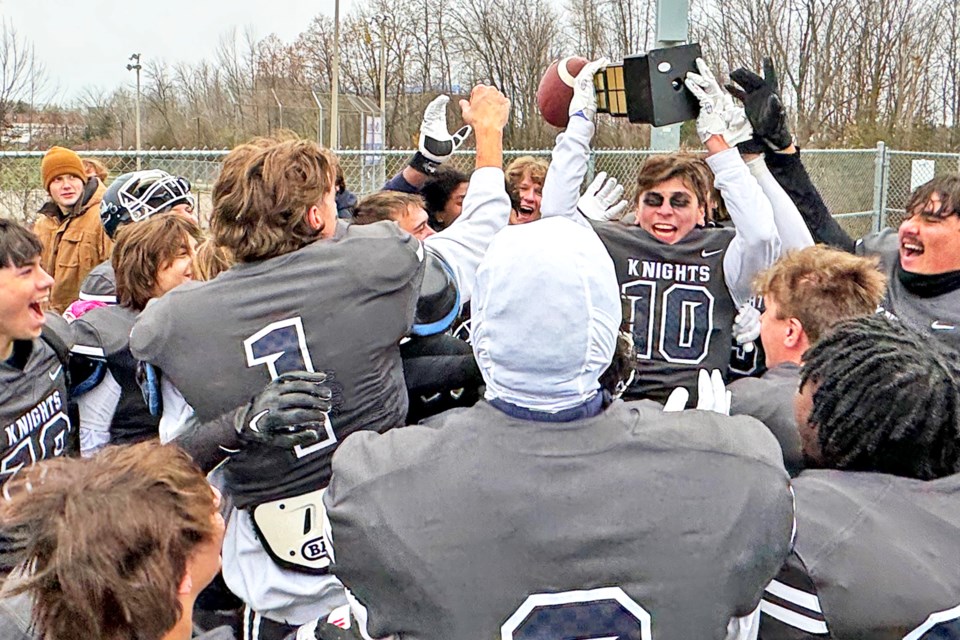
left=41, top=146, right=86, bottom=191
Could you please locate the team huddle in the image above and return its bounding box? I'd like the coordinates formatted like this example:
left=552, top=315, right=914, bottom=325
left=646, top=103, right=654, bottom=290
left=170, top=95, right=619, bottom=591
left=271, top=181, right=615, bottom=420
left=0, top=55, right=959, bottom=640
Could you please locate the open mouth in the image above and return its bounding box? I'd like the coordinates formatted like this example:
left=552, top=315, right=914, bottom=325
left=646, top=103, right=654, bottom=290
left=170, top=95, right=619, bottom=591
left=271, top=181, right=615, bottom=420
left=900, top=239, right=924, bottom=258
left=514, top=206, right=536, bottom=222
left=651, top=223, right=677, bottom=237
left=29, top=298, right=46, bottom=320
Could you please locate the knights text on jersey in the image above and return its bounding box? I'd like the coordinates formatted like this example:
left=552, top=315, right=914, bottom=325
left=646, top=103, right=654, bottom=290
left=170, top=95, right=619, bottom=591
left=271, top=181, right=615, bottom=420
left=324, top=400, right=795, bottom=640
left=592, top=222, right=737, bottom=402
left=760, top=469, right=960, bottom=639
left=0, top=339, right=72, bottom=488
left=130, top=222, right=424, bottom=503
left=858, top=228, right=960, bottom=352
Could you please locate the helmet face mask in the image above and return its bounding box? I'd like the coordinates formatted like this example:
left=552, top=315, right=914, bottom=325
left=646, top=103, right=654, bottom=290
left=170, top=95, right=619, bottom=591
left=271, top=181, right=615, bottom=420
left=100, top=169, right=195, bottom=238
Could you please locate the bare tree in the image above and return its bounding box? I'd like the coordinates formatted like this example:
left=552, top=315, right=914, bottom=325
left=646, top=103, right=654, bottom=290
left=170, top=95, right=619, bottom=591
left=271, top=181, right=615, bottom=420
left=0, top=20, right=45, bottom=149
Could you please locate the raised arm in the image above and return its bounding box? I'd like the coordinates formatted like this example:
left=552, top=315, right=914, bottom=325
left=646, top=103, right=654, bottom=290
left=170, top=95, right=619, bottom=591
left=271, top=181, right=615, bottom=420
left=539, top=58, right=610, bottom=228
left=383, top=95, right=472, bottom=193
left=727, top=57, right=855, bottom=252
left=423, top=85, right=510, bottom=305
left=686, top=58, right=780, bottom=307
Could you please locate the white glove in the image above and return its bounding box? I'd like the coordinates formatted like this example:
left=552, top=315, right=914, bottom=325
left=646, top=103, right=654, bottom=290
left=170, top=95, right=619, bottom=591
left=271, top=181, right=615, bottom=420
left=696, top=369, right=731, bottom=415
left=577, top=171, right=629, bottom=221
left=733, top=303, right=761, bottom=353
left=663, top=386, right=689, bottom=412
left=685, top=58, right=754, bottom=146
left=662, top=369, right=731, bottom=414
left=569, top=57, right=609, bottom=121
left=418, top=95, right=472, bottom=163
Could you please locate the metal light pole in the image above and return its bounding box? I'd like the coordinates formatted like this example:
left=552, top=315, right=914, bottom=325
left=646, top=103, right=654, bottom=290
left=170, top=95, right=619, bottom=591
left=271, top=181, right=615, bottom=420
left=376, top=14, right=387, bottom=148
left=330, top=0, right=340, bottom=149
left=650, top=0, right=689, bottom=151
left=126, top=53, right=142, bottom=169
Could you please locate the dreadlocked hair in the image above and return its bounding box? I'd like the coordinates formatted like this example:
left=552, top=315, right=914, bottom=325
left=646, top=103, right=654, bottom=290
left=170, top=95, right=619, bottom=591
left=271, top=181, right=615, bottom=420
left=800, top=314, right=960, bottom=480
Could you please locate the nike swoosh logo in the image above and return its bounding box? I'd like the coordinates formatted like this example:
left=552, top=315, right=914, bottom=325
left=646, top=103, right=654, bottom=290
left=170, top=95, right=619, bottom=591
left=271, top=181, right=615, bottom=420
left=701, top=248, right=723, bottom=258
left=931, top=321, right=956, bottom=331
left=49, top=365, right=63, bottom=381
left=248, top=409, right=270, bottom=433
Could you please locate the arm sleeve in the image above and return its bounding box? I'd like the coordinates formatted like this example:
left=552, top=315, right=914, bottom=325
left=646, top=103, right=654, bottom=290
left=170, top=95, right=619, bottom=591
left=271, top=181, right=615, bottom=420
left=764, top=150, right=856, bottom=253
left=758, top=554, right=832, bottom=639
left=382, top=171, right=420, bottom=194
left=422, top=166, right=510, bottom=304
left=539, top=114, right=594, bottom=229
left=170, top=406, right=242, bottom=474
left=77, top=370, right=120, bottom=457
left=158, top=378, right=195, bottom=444
left=708, top=148, right=782, bottom=308
left=746, top=156, right=814, bottom=252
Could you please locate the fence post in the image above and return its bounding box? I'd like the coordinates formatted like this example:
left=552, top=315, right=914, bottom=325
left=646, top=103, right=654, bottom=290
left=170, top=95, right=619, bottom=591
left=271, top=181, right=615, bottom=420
left=871, top=141, right=888, bottom=232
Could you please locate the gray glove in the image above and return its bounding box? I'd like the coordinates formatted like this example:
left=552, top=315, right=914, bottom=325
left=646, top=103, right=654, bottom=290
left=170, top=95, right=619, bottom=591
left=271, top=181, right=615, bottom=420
left=235, top=371, right=332, bottom=449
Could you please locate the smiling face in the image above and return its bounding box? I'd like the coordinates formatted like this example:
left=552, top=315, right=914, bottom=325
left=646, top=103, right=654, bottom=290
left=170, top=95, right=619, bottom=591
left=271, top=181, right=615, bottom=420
left=0, top=255, right=54, bottom=360
left=152, top=235, right=198, bottom=298
left=509, top=173, right=543, bottom=225
left=48, top=174, right=85, bottom=212
left=634, top=177, right=706, bottom=244
left=898, top=192, right=960, bottom=275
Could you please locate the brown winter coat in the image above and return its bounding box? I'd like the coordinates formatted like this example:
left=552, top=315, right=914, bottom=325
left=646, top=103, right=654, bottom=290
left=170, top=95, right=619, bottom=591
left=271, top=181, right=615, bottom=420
left=33, top=178, right=112, bottom=314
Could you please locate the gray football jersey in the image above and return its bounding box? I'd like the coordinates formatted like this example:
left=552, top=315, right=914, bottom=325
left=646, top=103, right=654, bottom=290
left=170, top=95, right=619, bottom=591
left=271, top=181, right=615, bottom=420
left=858, top=228, right=960, bottom=351
left=130, top=222, right=423, bottom=500
left=0, top=338, right=71, bottom=486
left=730, top=362, right=803, bottom=476
left=0, top=337, right=73, bottom=571
left=760, top=470, right=960, bottom=639
left=72, top=304, right=159, bottom=444
left=593, top=222, right=738, bottom=403
left=78, top=260, right=117, bottom=303
left=325, top=400, right=795, bottom=640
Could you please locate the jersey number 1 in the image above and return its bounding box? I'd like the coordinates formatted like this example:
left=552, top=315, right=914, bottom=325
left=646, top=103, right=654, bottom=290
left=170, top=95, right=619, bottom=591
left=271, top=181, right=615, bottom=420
left=243, top=317, right=336, bottom=459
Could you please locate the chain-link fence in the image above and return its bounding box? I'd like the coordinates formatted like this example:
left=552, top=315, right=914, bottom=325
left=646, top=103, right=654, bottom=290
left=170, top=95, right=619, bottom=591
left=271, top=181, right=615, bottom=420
left=1, top=144, right=952, bottom=239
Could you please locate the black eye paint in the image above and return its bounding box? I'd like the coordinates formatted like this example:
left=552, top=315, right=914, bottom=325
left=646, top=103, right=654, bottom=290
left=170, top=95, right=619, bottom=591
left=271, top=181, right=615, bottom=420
left=643, top=193, right=664, bottom=207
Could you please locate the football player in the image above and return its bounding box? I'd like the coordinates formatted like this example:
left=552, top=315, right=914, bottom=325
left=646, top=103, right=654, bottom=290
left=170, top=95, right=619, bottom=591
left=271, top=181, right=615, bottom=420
left=0, top=219, right=75, bottom=571
left=729, top=246, right=886, bottom=476
left=70, top=214, right=203, bottom=455
left=129, top=85, right=512, bottom=639
left=542, top=58, right=786, bottom=404
left=77, top=169, right=197, bottom=307
left=0, top=442, right=227, bottom=640
left=759, top=314, right=960, bottom=638
left=730, top=59, right=960, bottom=353
left=298, top=214, right=794, bottom=640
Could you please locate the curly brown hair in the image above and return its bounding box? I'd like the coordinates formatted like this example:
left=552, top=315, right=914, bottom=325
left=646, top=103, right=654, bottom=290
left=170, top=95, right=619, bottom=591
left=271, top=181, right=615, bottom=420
left=1, top=442, right=219, bottom=640
left=210, top=136, right=338, bottom=262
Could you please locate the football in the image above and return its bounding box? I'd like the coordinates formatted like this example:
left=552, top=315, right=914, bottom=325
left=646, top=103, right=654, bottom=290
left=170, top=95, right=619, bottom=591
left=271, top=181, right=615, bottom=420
left=537, top=56, right=589, bottom=128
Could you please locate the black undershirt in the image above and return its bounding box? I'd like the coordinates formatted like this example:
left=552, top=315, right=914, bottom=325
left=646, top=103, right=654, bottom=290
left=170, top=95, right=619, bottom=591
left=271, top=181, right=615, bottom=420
left=4, top=340, right=32, bottom=371
left=897, top=263, right=960, bottom=298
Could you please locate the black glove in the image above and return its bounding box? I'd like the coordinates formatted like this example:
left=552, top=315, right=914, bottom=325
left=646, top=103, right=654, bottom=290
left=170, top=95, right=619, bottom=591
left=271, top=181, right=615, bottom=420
left=725, top=57, right=793, bottom=151
left=235, top=371, right=332, bottom=449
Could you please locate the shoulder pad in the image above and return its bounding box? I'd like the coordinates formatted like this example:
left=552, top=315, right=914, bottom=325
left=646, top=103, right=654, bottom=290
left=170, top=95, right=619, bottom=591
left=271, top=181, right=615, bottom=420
left=411, top=252, right=460, bottom=336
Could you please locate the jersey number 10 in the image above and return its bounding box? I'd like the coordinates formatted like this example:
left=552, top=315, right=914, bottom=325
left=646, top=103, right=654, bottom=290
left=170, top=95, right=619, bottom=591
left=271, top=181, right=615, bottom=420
left=623, top=280, right=715, bottom=365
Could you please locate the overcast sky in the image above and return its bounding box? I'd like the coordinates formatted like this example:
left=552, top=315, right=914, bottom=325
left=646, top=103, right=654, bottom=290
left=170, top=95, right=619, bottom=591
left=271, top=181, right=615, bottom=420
left=2, top=0, right=359, bottom=103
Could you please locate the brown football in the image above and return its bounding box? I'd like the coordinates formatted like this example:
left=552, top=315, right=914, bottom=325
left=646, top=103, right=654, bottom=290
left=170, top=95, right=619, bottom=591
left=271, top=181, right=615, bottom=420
left=536, top=56, right=589, bottom=128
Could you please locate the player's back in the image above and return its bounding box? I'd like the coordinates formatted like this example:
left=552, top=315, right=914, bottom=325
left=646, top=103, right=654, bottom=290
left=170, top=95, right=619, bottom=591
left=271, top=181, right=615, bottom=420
left=130, top=222, right=423, bottom=489
left=760, top=469, right=960, bottom=639
left=325, top=400, right=794, bottom=640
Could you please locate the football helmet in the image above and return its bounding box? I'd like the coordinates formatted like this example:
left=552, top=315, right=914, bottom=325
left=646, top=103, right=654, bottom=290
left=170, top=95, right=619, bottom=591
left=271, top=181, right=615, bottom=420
left=100, top=169, right=195, bottom=238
